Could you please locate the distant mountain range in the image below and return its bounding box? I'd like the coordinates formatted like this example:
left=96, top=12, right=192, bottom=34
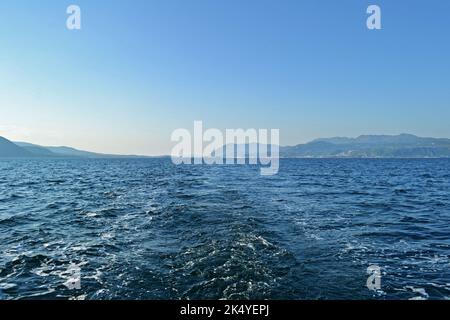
left=281, top=134, right=450, bottom=158
left=0, top=137, right=148, bottom=158
left=0, top=136, right=32, bottom=157
left=1, top=134, right=450, bottom=158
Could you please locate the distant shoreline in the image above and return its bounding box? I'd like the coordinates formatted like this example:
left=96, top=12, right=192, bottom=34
left=1, top=156, right=450, bottom=160
left=2, top=133, right=450, bottom=159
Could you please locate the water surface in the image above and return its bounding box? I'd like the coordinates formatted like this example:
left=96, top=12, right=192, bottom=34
left=0, top=158, right=449, bottom=300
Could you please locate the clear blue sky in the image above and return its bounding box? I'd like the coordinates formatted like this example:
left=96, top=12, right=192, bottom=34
left=1, top=0, right=449, bottom=155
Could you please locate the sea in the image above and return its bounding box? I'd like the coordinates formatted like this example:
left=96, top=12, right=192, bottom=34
left=0, top=158, right=449, bottom=300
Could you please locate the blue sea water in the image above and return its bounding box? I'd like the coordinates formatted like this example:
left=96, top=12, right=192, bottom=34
left=0, top=158, right=449, bottom=300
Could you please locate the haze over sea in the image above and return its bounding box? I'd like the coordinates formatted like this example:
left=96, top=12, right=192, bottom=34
left=1, top=158, right=449, bottom=300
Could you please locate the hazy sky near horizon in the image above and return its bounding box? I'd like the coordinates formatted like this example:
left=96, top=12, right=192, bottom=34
left=1, top=0, right=449, bottom=155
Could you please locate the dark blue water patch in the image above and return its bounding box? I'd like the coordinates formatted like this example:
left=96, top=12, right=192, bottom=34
left=0, top=158, right=449, bottom=300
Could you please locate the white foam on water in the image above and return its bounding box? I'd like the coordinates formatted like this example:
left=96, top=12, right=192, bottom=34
left=0, top=283, right=17, bottom=290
